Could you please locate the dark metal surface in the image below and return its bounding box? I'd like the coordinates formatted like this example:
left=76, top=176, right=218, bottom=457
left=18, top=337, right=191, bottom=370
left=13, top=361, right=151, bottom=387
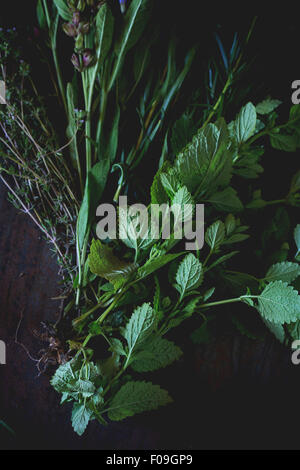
left=0, top=184, right=300, bottom=450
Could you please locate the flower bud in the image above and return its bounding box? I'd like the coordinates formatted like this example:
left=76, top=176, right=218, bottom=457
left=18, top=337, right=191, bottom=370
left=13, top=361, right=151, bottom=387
left=67, top=0, right=77, bottom=10
left=82, top=49, right=94, bottom=68
left=62, top=22, right=77, bottom=37
left=78, top=22, right=90, bottom=35
left=71, top=53, right=81, bottom=71
left=72, top=11, right=80, bottom=26
left=77, top=0, right=85, bottom=11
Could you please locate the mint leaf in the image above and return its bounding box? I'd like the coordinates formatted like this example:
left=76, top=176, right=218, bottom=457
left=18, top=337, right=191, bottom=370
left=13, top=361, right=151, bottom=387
left=119, top=206, right=153, bottom=253
left=205, top=220, right=225, bottom=251
left=264, top=262, right=300, bottom=283
left=109, top=338, right=126, bottom=356
left=160, top=168, right=182, bottom=199
left=234, top=102, right=257, bottom=143
left=294, top=225, right=300, bottom=258
left=88, top=239, right=135, bottom=284
left=122, top=303, right=155, bottom=356
left=190, top=320, right=212, bottom=344
left=71, top=403, right=93, bottom=436
left=263, top=319, right=286, bottom=344
left=175, top=253, right=203, bottom=300
left=138, top=252, right=183, bottom=279
left=107, top=381, right=172, bottom=421
left=175, top=119, right=229, bottom=194
left=203, top=287, right=215, bottom=302
left=208, top=187, right=243, bottom=213
left=207, top=251, right=239, bottom=271
left=257, top=281, right=300, bottom=324
left=270, top=133, right=297, bottom=152
left=51, top=361, right=77, bottom=394
left=131, top=337, right=182, bottom=372
left=256, top=99, right=282, bottom=115
left=171, top=185, right=194, bottom=229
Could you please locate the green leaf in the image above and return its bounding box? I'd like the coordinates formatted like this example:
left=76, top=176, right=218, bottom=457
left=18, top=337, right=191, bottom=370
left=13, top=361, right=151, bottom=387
left=88, top=239, right=135, bottom=284
left=190, top=320, right=212, bottom=345
left=175, top=253, right=203, bottom=300
left=51, top=361, right=77, bottom=394
left=109, top=338, right=126, bottom=356
left=98, top=102, right=120, bottom=164
left=171, top=114, right=196, bottom=156
left=138, top=252, right=183, bottom=279
left=37, top=0, right=47, bottom=29
left=150, top=163, right=170, bottom=205
left=263, top=319, right=286, bottom=344
left=53, top=0, right=72, bottom=21
left=71, top=403, right=93, bottom=436
left=110, top=0, right=151, bottom=89
left=122, top=303, right=155, bottom=355
left=222, top=234, right=249, bottom=245
left=234, top=102, right=257, bottom=143
left=74, top=379, right=95, bottom=398
left=94, top=4, right=114, bottom=68
left=160, top=168, right=182, bottom=199
left=175, top=119, right=229, bottom=194
left=256, top=99, right=282, bottom=115
left=203, top=287, right=215, bottom=302
left=131, top=337, right=182, bottom=372
left=0, top=420, right=14, bottom=435
left=208, top=187, right=243, bottom=213
left=207, top=251, right=239, bottom=271
left=118, top=205, right=153, bottom=254
left=205, top=220, right=225, bottom=251
left=108, top=381, right=172, bottom=421
left=264, top=262, right=300, bottom=283
left=287, top=320, right=300, bottom=341
left=77, top=162, right=108, bottom=250
left=294, top=225, right=300, bottom=257
left=119, top=0, right=151, bottom=53
left=270, top=133, right=297, bottom=152
left=257, top=281, right=300, bottom=325
left=171, top=185, right=194, bottom=229
left=225, top=214, right=236, bottom=235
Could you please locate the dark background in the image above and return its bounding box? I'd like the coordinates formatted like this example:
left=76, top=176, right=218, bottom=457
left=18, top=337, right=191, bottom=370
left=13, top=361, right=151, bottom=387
left=1, top=1, right=300, bottom=450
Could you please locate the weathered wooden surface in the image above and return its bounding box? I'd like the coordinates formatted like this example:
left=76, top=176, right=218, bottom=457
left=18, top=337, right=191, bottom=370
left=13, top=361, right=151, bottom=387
left=1, top=183, right=300, bottom=450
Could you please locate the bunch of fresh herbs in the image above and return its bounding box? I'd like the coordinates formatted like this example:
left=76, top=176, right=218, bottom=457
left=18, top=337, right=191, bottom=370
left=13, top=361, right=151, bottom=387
left=2, top=1, right=300, bottom=436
